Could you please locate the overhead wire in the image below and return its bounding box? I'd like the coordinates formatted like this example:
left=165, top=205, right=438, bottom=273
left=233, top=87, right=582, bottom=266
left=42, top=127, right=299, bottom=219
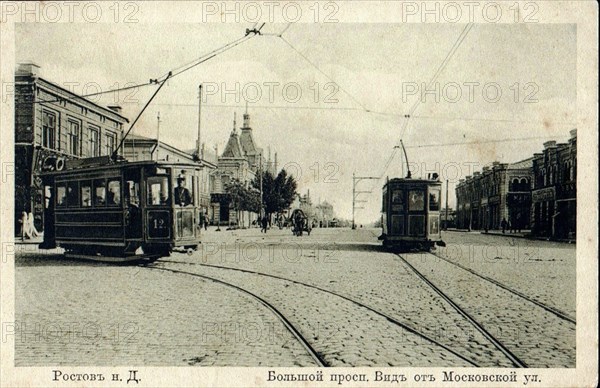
left=279, top=35, right=370, bottom=112
left=356, top=23, right=474, bottom=219
left=378, top=23, right=474, bottom=181
left=33, top=27, right=263, bottom=106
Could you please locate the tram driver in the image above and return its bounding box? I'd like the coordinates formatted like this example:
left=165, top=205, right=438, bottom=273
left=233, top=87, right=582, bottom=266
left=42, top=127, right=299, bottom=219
left=174, top=175, right=192, bottom=206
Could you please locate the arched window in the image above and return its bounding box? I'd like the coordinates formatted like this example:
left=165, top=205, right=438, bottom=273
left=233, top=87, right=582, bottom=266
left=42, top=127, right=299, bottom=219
left=511, top=178, right=519, bottom=191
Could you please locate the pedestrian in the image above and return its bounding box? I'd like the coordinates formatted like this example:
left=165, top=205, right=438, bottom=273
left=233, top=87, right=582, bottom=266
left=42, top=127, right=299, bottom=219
left=18, top=211, right=28, bottom=241
left=261, top=215, right=268, bottom=233
left=501, top=217, right=507, bottom=234
left=204, top=212, right=209, bottom=230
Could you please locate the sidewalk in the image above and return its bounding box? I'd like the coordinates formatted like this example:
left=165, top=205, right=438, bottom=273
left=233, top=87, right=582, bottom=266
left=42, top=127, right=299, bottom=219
left=446, top=228, right=575, bottom=244
left=14, top=236, right=44, bottom=245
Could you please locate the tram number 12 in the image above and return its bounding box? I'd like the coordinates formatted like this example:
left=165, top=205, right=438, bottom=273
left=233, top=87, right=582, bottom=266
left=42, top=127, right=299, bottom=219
left=148, top=211, right=169, bottom=238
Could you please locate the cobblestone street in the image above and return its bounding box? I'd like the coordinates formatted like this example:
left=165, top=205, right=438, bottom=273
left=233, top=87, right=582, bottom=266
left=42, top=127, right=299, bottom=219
left=14, top=227, right=576, bottom=367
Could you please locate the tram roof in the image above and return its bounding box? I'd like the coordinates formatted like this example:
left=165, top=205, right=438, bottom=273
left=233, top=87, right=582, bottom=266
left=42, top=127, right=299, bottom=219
left=383, top=177, right=442, bottom=187
left=39, top=156, right=202, bottom=177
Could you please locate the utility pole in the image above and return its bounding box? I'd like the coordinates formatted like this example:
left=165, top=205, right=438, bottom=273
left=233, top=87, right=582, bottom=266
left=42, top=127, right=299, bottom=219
left=445, top=179, right=449, bottom=230
left=197, top=84, right=202, bottom=159
left=352, top=173, right=379, bottom=229
left=259, top=151, right=263, bottom=219
left=155, top=111, right=161, bottom=161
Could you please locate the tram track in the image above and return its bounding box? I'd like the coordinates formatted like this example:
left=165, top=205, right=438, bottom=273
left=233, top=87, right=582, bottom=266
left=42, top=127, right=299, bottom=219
left=430, top=252, right=576, bottom=324
left=396, top=254, right=528, bottom=368
left=157, top=258, right=481, bottom=367
left=145, top=265, right=327, bottom=367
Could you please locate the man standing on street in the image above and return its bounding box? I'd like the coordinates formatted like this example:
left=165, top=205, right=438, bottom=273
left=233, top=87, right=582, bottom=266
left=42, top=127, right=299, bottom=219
left=261, top=215, right=268, bottom=233
left=501, top=217, right=508, bottom=234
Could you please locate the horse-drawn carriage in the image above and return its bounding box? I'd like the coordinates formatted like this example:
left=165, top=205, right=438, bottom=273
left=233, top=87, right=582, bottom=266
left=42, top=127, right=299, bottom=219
left=290, top=209, right=312, bottom=236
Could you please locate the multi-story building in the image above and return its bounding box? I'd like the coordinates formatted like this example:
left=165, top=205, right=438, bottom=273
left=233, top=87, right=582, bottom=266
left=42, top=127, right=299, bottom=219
left=531, top=130, right=577, bottom=239
left=14, top=63, right=128, bottom=231
left=211, top=111, right=276, bottom=226
left=455, top=159, right=533, bottom=231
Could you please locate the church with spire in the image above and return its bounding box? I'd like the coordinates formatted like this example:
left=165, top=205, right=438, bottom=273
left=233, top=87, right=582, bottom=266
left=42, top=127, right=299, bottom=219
left=210, top=108, right=278, bottom=226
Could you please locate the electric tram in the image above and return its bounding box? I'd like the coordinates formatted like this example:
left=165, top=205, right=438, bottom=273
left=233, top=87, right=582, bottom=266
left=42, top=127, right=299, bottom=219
left=38, top=156, right=203, bottom=263
left=380, top=174, right=445, bottom=252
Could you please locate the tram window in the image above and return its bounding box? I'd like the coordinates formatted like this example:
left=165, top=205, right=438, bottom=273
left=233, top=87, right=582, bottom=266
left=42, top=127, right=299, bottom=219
left=391, top=189, right=405, bottom=211
left=56, top=186, right=67, bottom=207
left=107, top=180, right=121, bottom=206
left=94, top=179, right=106, bottom=206
left=66, top=182, right=79, bottom=207
left=81, top=181, right=92, bottom=207
left=173, top=171, right=194, bottom=206
left=429, top=215, right=440, bottom=235
left=127, top=180, right=140, bottom=206
left=408, top=190, right=424, bottom=211
left=173, top=173, right=193, bottom=207
left=429, top=189, right=440, bottom=211
left=147, top=176, right=170, bottom=205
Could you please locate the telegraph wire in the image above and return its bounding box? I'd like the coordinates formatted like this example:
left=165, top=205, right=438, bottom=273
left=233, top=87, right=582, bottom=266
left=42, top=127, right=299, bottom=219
left=126, top=100, right=575, bottom=127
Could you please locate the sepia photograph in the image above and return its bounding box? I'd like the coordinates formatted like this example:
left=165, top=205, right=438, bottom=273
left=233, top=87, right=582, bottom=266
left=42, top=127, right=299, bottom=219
left=1, top=1, right=597, bottom=387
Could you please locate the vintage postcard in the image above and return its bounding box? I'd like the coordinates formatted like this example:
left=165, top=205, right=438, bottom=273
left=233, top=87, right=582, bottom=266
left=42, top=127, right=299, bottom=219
left=1, top=1, right=597, bottom=387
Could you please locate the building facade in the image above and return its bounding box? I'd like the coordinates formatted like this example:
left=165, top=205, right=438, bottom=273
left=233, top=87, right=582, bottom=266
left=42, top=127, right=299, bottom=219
left=14, top=63, right=128, bottom=231
left=531, top=130, right=577, bottom=239
left=455, top=159, right=533, bottom=231
left=211, top=112, right=274, bottom=226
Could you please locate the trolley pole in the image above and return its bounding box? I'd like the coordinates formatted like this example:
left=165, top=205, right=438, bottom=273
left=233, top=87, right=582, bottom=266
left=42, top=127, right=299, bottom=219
left=445, top=179, right=449, bottom=230
left=352, top=173, right=379, bottom=229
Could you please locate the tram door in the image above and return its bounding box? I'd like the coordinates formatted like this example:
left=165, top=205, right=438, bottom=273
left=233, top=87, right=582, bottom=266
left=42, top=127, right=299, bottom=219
left=124, top=169, right=142, bottom=240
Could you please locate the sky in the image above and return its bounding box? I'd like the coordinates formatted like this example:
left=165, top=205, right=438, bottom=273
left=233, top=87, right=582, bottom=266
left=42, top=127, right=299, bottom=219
left=15, top=21, right=577, bottom=223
